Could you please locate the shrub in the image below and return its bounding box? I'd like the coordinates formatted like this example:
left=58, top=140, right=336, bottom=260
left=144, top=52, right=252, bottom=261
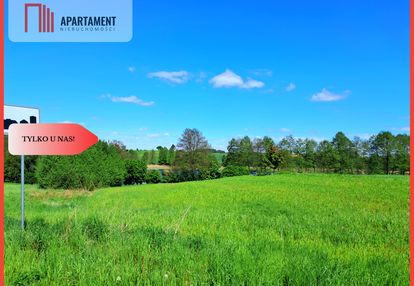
left=256, top=169, right=273, bottom=176
left=199, top=166, right=221, bottom=180
left=221, top=165, right=250, bottom=177
left=162, top=171, right=180, bottom=183
left=4, top=136, right=38, bottom=184
left=124, top=159, right=147, bottom=185
left=36, top=141, right=126, bottom=190
left=146, top=170, right=162, bottom=184
left=175, top=170, right=198, bottom=182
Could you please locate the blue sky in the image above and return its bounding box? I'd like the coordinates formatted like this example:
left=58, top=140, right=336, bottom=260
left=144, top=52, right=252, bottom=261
left=5, top=1, right=410, bottom=150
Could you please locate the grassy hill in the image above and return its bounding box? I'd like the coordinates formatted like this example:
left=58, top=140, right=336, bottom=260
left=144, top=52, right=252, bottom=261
left=4, top=174, right=409, bottom=285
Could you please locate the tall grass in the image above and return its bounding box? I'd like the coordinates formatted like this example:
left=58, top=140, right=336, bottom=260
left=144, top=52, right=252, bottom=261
left=5, top=174, right=409, bottom=285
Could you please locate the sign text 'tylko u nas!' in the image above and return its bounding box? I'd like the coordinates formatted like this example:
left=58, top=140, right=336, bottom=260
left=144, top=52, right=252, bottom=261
left=22, top=135, right=75, bottom=143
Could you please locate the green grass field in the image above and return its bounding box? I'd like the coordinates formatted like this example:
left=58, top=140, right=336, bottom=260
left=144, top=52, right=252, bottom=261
left=5, top=174, right=409, bottom=285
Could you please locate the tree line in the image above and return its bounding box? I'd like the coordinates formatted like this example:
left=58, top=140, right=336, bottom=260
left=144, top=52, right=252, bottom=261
left=165, top=129, right=410, bottom=178
left=133, top=130, right=410, bottom=176
left=222, top=131, right=409, bottom=175
left=3, top=129, right=410, bottom=191
left=138, top=145, right=224, bottom=166
left=168, top=129, right=410, bottom=176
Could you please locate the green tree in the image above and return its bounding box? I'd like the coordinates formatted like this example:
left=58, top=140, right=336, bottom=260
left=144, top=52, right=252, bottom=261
left=4, top=136, right=38, bottom=184
left=145, top=170, right=162, bottom=184
left=267, top=146, right=286, bottom=171
left=352, top=136, right=370, bottom=173
left=142, top=151, right=150, bottom=164
left=239, top=136, right=255, bottom=168
left=174, top=128, right=211, bottom=172
left=168, top=144, right=176, bottom=165
left=158, top=147, right=169, bottom=165
left=223, top=138, right=241, bottom=166
left=370, top=132, right=395, bottom=174
left=36, top=141, right=126, bottom=190
left=278, top=135, right=296, bottom=154
left=262, top=136, right=276, bottom=153
left=393, top=134, right=410, bottom=174
left=149, top=150, right=157, bottom=164
left=316, top=140, right=338, bottom=172
left=124, top=159, right=147, bottom=185
left=303, top=139, right=318, bottom=172
left=224, top=137, right=257, bottom=168
left=221, top=165, right=250, bottom=177
left=332, top=132, right=357, bottom=173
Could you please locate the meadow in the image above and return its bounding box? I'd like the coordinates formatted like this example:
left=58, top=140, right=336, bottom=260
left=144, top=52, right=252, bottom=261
left=4, top=174, right=409, bottom=285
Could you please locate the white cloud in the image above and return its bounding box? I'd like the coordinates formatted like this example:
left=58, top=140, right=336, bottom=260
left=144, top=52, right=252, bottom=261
left=311, top=88, right=349, bottom=102
left=103, top=94, right=154, bottom=106
left=401, top=127, right=410, bottom=132
left=285, top=83, right=296, bottom=92
left=210, top=70, right=243, bottom=88
left=147, top=134, right=160, bottom=138
left=139, top=127, right=148, bottom=132
left=209, top=69, right=265, bottom=89
left=148, top=70, right=190, bottom=84
left=128, top=66, right=136, bottom=73
left=244, top=78, right=265, bottom=89
left=147, top=133, right=170, bottom=138
left=280, top=128, right=291, bottom=133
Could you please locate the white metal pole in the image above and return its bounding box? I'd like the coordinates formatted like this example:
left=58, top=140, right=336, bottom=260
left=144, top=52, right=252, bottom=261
left=21, top=155, right=25, bottom=230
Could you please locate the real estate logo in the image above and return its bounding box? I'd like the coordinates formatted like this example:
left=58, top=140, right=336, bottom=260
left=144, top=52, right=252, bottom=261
left=9, top=0, right=132, bottom=42
left=24, top=3, right=55, bottom=33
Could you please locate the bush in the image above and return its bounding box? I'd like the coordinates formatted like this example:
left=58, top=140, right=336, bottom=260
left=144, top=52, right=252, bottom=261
left=124, top=159, right=147, bottom=185
left=4, top=136, right=38, bottom=184
left=221, top=165, right=250, bottom=177
left=255, top=169, right=273, bottom=176
left=199, top=166, right=221, bottom=180
left=162, top=171, right=180, bottom=183
left=146, top=170, right=162, bottom=184
left=36, top=141, right=126, bottom=191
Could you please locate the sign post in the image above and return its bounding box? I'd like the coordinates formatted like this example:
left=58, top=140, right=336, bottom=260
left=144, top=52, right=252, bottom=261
left=8, top=123, right=98, bottom=230
left=20, top=155, right=24, bottom=229
left=5, top=105, right=98, bottom=230
left=4, top=105, right=40, bottom=230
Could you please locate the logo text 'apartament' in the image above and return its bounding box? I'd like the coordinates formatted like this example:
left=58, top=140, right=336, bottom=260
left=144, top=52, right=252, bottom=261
left=9, top=0, right=133, bottom=42
left=24, top=3, right=117, bottom=33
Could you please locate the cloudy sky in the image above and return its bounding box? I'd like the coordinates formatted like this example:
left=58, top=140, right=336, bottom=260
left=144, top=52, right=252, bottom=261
left=5, top=1, right=409, bottom=150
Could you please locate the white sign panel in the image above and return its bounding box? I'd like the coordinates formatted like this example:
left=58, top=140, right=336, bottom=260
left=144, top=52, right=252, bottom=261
left=4, top=105, right=40, bottom=134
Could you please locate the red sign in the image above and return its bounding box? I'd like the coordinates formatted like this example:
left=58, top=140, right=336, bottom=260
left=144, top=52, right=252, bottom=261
left=8, top=123, right=98, bottom=155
